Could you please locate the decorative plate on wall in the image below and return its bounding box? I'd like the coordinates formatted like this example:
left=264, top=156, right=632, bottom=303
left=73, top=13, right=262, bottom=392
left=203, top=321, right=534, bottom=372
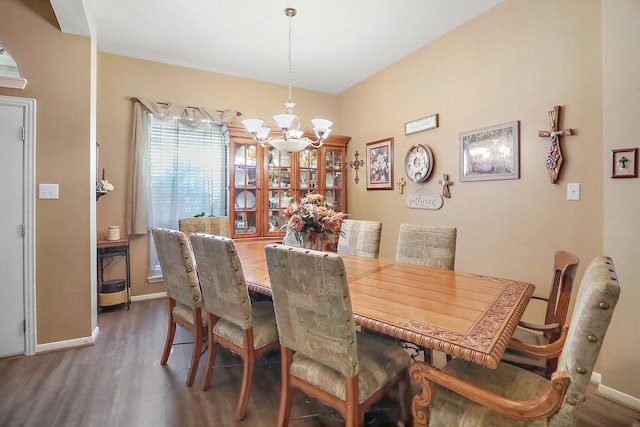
left=404, top=144, right=434, bottom=182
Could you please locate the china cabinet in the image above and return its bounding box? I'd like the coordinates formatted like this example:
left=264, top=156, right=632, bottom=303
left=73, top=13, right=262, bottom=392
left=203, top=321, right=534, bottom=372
left=227, top=123, right=350, bottom=240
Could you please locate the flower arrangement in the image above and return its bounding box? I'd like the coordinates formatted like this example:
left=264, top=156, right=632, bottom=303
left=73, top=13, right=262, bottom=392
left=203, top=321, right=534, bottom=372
left=283, top=193, right=346, bottom=245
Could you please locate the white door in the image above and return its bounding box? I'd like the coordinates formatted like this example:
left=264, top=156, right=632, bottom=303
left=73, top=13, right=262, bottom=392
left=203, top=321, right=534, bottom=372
left=0, top=102, right=26, bottom=357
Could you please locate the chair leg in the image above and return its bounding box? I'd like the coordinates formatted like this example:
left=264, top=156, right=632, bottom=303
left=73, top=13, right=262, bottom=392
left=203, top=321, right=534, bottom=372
left=201, top=315, right=218, bottom=391
left=186, top=309, right=203, bottom=387
left=161, top=300, right=177, bottom=365
left=344, top=375, right=359, bottom=427
left=236, top=329, right=255, bottom=421
left=277, top=346, right=294, bottom=427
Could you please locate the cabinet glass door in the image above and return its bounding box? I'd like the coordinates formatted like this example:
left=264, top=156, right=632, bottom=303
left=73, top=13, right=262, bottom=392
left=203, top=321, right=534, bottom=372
left=324, top=149, right=343, bottom=211
left=233, top=142, right=258, bottom=235
left=297, top=148, right=318, bottom=200
left=266, top=148, right=293, bottom=234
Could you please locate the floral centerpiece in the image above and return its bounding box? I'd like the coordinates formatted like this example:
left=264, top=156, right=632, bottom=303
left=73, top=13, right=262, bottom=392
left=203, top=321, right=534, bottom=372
left=283, top=193, right=345, bottom=247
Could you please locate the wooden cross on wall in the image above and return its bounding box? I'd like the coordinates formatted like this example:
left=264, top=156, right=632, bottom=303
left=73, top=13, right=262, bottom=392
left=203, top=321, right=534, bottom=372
left=538, top=105, right=574, bottom=183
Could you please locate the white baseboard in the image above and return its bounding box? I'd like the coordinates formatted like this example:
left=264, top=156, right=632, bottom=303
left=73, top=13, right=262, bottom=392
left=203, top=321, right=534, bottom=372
left=35, top=326, right=100, bottom=353
left=131, top=291, right=167, bottom=302
left=591, top=371, right=640, bottom=411
left=596, top=382, right=640, bottom=411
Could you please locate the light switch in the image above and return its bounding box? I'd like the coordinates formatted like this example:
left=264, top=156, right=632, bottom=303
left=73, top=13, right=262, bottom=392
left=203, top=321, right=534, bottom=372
left=39, top=183, right=59, bottom=199
left=567, top=183, right=580, bottom=201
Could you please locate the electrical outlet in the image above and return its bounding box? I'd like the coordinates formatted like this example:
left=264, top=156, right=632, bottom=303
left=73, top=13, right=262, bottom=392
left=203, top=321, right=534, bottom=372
left=567, top=183, right=580, bottom=201
left=39, top=183, right=59, bottom=199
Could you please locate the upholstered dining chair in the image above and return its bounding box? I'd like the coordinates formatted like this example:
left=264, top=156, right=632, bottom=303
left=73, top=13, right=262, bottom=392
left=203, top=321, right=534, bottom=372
left=189, top=233, right=279, bottom=421
left=409, top=255, right=620, bottom=427
left=395, top=224, right=457, bottom=270
left=336, top=219, right=383, bottom=258
left=264, top=244, right=411, bottom=427
left=503, top=250, right=580, bottom=378
left=395, top=224, right=457, bottom=362
left=151, top=227, right=208, bottom=387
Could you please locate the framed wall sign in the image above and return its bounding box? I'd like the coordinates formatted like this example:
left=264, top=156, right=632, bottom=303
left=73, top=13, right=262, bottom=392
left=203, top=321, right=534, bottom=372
left=611, top=148, right=638, bottom=178
left=460, top=121, right=520, bottom=182
left=405, top=114, right=438, bottom=135
left=366, top=137, right=394, bottom=190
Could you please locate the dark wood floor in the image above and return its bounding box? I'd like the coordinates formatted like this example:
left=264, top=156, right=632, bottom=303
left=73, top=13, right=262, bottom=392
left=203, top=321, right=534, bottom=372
left=1, top=298, right=638, bottom=427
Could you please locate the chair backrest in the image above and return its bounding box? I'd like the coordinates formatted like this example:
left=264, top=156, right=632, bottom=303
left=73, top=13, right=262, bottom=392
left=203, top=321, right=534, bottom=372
left=264, top=244, right=358, bottom=377
left=549, top=256, right=620, bottom=427
left=189, top=233, right=253, bottom=329
left=151, top=227, right=203, bottom=310
left=544, top=250, right=580, bottom=341
left=395, top=224, right=457, bottom=270
left=179, top=216, right=231, bottom=238
left=336, top=219, right=382, bottom=258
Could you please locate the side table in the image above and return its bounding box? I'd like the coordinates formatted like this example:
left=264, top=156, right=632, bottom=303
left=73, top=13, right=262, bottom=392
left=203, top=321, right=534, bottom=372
left=97, top=238, right=131, bottom=311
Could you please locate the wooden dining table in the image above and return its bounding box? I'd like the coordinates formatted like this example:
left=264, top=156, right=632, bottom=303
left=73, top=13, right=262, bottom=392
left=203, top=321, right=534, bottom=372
left=235, top=240, right=535, bottom=370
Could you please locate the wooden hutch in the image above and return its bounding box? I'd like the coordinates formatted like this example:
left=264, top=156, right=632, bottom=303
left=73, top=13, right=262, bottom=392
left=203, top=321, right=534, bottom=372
left=226, top=123, right=350, bottom=240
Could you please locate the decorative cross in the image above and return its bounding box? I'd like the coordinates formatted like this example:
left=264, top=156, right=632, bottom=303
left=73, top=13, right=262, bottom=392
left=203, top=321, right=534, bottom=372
left=619, top=156, right=629, bottom=168
left=438, top=173, right=453, bottom=198
left=538, top=105, right=573, bottom=183
left=397, top=177, right=406, bottom=194
left=348, top=150, right=365, bottom=184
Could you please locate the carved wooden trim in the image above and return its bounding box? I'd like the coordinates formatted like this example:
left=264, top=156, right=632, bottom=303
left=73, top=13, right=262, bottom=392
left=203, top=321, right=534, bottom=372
left=409, top=361, right=571, bottom=424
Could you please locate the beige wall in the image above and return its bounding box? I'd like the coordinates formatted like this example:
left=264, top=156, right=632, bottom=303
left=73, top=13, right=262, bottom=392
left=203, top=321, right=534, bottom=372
left=602, top=0, right=640, bottom=400
left=1, top=0, right=94, bottom=344
left=339, top=0, right=638, bottom=400
left=340, top=0, right=603, bottom=289
left=96, top=53, right=339, bottom=298
left=2, top=0, right=638, bottom=402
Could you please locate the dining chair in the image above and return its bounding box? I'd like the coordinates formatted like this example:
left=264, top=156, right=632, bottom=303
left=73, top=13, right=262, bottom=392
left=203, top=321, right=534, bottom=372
left=395, top=224, right=457, bottom=270
left=502, top=250, right=580, bottom=378
left=178, top=216, right=231, bottom=238
left=190, top=233, right=279, bottom=421
left=264, top=244, right=411, bottom=427
left=395, top=223, right=457, bottom=362
left=409, top=255, right=620, bottom=427
left=151, top=227, right=208, bottom=386
left=336, top=219, right=383, bottom=258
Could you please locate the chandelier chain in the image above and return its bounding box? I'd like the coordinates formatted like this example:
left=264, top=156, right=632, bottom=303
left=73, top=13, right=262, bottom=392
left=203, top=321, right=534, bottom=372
left=240, top=7, right=333, bottom=152
left=287, top=12, right=293, bottom=104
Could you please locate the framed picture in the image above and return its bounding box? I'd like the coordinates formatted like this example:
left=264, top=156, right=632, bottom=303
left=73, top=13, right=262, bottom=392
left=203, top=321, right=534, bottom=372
left=460, top=121, right=519, bottom=182
left=405, top=114, right=439, bottom=135
left=366, top=137, right=394, bottom=190
left=611, top=148, right=638, bottom=178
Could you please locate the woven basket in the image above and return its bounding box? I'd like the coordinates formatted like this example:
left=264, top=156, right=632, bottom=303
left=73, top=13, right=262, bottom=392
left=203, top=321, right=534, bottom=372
left=99, top=290, right=128, bottom=306
left=179, top=217, right=231, bottom=237
left=99, top=279, right=127, bottom=307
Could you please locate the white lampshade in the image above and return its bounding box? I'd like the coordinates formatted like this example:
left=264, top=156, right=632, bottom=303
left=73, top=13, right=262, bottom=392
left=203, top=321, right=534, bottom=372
left=270, top=138, right=311, bottom=153
left=242, top=118, right=264, bottom=133
left=273, top=113, right=296, bottom=130
left=314, top=127, right=332, bottom=140
left=311, top=118, right=333, bottom=131
left=256, top=127, right=271, bottom=140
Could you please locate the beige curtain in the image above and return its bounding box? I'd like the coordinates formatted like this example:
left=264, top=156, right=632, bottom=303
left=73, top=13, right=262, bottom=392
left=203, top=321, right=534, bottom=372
left=126, top=98, right=239, bottom=235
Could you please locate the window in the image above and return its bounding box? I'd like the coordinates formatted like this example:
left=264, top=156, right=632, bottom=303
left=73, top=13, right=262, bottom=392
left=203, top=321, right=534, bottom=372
left=148, top=117, right=228, bottom=277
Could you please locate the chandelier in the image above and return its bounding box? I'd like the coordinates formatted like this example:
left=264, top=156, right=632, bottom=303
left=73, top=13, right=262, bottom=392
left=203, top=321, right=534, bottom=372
left=242, top=8, right=333, bottom=153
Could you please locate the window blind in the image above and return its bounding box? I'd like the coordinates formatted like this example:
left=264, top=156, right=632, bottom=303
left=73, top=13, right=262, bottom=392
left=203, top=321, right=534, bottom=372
left=148, top=117, right=228, bottom=276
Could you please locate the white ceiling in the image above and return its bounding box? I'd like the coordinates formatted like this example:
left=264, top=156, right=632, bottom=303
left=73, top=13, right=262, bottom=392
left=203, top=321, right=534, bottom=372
left=50, top=0, right=503, bottom=95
